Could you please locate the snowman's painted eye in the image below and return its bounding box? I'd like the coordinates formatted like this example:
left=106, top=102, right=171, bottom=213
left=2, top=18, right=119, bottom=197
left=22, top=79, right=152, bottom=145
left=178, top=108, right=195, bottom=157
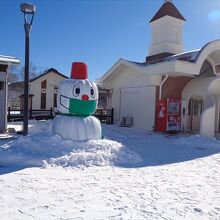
left=73, top=85, right=80, bottom=97
left=91, top=87, right=95, bottom=98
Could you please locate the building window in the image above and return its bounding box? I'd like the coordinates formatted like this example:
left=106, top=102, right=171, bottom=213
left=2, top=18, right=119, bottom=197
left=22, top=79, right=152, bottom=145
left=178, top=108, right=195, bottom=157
left=54, top=93, right=57, bottom=107
left=200, top=60, right=214, bottom=77
left=41, top=80, right=47, bottom=89
left=53, top=87, right=58, bottom=108
left=41, top=80, right=47, bottom=109
left=41, top=93, right=46, bottom=109
left=0, top=82, right=4, bottom=91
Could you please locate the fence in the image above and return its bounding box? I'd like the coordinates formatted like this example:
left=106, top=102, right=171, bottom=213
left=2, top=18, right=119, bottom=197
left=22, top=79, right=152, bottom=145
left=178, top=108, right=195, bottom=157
left=7, top=107, right=54, bottom=122
left=93, top=108, right=114, bottom=124
left=7, top=107, right=114, bottom=124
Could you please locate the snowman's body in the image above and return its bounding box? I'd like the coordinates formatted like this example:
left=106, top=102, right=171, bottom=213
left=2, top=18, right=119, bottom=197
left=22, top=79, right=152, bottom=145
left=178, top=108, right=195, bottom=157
left=52, top=62, right=102, bottom=141
left=52, top=115, right=101, bottom=141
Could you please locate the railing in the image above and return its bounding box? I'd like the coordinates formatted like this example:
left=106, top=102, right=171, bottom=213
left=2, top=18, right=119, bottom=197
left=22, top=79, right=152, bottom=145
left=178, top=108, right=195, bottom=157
left=7, top=107, right=54, bottom=122
left=7, top=107, right=114, bottom=124
left=93, top=108, right=114, bottom=124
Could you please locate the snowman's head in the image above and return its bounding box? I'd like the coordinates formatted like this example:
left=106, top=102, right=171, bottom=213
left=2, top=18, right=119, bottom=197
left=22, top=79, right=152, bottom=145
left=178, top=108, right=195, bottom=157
left=57, top=62, right=98, bottom=116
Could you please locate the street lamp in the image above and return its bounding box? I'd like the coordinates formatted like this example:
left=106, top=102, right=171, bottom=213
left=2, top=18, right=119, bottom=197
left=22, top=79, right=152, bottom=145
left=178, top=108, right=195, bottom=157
left=20, top=3, right=36, bottom=136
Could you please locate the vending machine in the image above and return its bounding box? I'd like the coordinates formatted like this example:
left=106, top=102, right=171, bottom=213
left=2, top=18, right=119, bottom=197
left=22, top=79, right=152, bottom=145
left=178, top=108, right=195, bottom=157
left=156, top=98, right=181, bottom=132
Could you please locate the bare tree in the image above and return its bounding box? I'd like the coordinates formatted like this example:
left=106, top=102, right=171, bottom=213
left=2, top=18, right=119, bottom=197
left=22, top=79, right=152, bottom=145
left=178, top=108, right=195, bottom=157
left=8, top=62, right=47, bottom=82
left=7, top=65, right=19, bottom=83
left=7, top=62, right=48, bottom=109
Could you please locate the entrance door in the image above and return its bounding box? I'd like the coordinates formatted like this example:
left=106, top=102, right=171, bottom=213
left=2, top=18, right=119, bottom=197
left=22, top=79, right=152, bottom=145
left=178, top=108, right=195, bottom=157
left=0, top=81, right=6, bottom=132
left=189, top=97, right=203, bottom=131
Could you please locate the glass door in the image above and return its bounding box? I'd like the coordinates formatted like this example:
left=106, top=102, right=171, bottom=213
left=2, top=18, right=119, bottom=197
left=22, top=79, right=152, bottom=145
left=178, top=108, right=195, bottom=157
left=190, top=97, right=203, bottom=131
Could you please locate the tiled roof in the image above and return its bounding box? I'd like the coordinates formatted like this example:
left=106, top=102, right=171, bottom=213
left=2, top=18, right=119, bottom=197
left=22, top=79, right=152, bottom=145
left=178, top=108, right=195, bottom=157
left=162, top=50, right=200, bottom=63
left=30, top=68, right=68, bottom=82
left=126, top=49, right=201, bottom=67
left=149, top=1, right=186, bottom=23
left=146, top=52, right=174, bottom=64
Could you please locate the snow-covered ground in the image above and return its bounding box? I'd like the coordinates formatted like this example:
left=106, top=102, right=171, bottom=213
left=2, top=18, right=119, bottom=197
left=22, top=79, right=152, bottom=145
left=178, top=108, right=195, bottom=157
left=0, top=120, right=220, bottom=219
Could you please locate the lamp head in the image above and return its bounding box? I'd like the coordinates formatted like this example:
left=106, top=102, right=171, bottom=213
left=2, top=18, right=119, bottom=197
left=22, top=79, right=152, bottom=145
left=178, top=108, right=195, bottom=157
left=20, top=3, right=36, bottom=14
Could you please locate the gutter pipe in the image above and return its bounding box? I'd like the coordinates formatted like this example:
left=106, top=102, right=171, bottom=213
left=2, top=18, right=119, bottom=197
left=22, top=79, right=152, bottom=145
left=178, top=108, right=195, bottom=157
left=159, top=75, right=168, bottom=100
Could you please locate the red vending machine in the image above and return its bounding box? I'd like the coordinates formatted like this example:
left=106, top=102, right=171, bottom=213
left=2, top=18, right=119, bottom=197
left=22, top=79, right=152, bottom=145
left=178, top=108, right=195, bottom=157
left=156, top=98, right=181, bottom=132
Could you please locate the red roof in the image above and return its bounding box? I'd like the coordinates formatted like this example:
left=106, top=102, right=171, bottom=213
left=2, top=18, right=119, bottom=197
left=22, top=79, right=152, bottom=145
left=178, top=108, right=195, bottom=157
left=149, top=1, right=186, bottom=23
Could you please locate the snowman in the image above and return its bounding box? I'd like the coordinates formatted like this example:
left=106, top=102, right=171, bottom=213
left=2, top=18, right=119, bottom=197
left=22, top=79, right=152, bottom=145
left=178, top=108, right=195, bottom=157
left=52, top=62, right=102, bottom=141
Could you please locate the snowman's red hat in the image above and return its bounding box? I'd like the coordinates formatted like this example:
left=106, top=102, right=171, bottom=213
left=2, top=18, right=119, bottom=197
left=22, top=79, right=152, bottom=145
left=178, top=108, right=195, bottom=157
left=71, top=62, right=88, bottom=80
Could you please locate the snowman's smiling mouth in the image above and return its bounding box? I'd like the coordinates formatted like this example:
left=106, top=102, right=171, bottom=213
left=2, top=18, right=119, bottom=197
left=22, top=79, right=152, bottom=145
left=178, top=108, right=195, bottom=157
left=60, top=95, right=97, bottom=116
left=60, top=95, right=69, bottom=110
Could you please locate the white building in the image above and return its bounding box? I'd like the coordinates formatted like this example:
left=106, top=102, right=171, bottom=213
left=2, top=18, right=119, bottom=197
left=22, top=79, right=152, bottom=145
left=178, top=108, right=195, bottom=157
left=29, top=68, right=68, bottom=110
left=9, top=68, right=68, bottom=111
left=99, top=0, right=220, bottom=137
left=0, top=55, right=20, bottom=132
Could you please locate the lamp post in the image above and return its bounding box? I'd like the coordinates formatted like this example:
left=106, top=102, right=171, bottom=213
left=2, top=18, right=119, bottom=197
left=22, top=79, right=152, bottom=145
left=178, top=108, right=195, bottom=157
left=20, top=3, right=36, bottom=136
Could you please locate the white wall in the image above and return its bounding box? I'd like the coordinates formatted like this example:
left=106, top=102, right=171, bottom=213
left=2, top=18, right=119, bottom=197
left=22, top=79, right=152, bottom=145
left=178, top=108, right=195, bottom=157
left=200, top=104, right=215, bottom=138
left=30, top=71, right=67, bottom=109
left=107, top=67, right=156, bottom=130
left=182, top=77, right=211, bottom=133
left=149, top=16, right=184, bottom=56
left=182, top=77, right=220, bottom=137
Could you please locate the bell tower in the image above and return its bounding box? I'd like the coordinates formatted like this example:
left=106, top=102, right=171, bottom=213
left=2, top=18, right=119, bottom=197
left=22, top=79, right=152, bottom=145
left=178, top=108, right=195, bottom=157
left=147, top=0, right=186, bottom=59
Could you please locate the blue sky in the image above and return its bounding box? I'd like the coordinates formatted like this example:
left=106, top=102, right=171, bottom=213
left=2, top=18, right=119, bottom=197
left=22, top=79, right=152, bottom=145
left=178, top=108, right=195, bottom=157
left=1, top=0, right=220, bottom=80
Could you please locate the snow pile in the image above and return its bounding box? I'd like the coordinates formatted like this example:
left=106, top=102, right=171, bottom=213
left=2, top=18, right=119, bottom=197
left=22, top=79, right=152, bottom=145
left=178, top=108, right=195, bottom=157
left=173, top=134, right=220, bottom=149
left=44, top=139, right=141, bottom=168
left=0, top=120, right=141, bottom=169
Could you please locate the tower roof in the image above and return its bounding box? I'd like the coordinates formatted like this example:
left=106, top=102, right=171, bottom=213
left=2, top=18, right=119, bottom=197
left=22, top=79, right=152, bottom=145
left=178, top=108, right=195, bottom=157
left=149, top=0, right=186, bottom=23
